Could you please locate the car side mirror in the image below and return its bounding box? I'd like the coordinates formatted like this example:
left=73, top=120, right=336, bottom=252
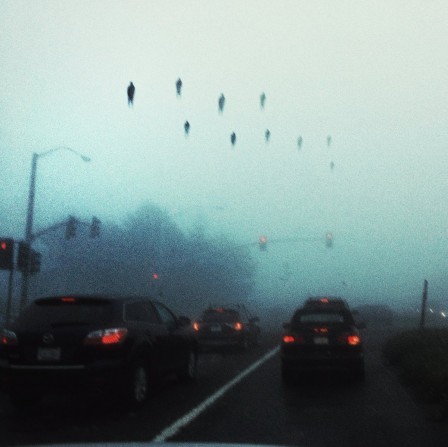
left=178, top=316, right=191, bottom=327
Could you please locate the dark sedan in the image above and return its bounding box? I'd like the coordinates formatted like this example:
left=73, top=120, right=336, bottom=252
left=281, top=305, right=365, bottom=381
left=0, top=295, right=198, bottom=407
left=193, top=306, right=260, bottom=351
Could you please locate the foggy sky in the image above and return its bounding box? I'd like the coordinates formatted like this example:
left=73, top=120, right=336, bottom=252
left=1, top=0, right=448, bottom=309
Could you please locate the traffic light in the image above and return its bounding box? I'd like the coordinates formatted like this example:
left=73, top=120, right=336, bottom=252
left=90, top=217, right=101, bottom=238
left=66, top=216, right=77, bottom=239
left=326, top=232, right=333, bottom=248
left=17, top=241, right=30, bottom=272
left=30, top=250, right=41, bottom=274
left=259, top=235, right=268, bottom=251
left=0, top=238, right=14, bottom=270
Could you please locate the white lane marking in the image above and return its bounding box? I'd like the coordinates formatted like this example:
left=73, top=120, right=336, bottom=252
left=152, top=346, right=280, bottom=442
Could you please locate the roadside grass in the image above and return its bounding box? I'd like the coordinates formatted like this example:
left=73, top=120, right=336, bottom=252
left=383, top=328, right=448, bottom=409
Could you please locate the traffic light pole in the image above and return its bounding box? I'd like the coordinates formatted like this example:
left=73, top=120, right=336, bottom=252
left=20, top=153, right=37, bottom=313
left=6, top=266, right=14, bottom=323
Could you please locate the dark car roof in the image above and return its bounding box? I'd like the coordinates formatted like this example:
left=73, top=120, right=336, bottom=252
left=32, top=294, right=158, bottom=305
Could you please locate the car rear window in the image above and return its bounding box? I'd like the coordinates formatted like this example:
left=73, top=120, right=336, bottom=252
left=299, top=312, right=346, bottom=323
left=16, top=297, right=118, bottom=326
left=201, top=309, right=240, bottom=323
left=291, top=310, right=354, bottom=327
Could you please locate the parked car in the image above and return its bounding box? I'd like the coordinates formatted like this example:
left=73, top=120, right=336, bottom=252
left=0, top=295, right=198, bottom=407
left=193, top=305, right=261, bottom=350
left=281, top=302, right=365, bottom=381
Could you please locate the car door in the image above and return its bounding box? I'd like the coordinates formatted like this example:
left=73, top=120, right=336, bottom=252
left=153, top=302, right=189, bottom=371
left=124, top=300, right=169, bottom=374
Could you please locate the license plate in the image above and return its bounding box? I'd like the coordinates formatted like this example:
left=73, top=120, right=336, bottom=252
left=210, top=325, right=222, bottom=332
left=37, top=347, right=61, bottom=361
left=313, top=337, right=329, bottom=345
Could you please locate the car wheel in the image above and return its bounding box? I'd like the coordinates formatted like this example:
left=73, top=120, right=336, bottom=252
left=9, top=389, right=42, bottom=409
left=179, top=349, right=198, bottom=382
left=125, top=359, right=149, bottom=407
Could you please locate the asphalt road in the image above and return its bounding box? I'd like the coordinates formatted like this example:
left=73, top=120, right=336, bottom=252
left=1, top=327, right=447, bottom=447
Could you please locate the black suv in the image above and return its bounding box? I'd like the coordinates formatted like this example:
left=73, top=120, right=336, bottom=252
left=281, top=301, right=364, bottom=381
left=193, top=305, right=260, bottom=350
left=0, top=295, right=198, bottom=407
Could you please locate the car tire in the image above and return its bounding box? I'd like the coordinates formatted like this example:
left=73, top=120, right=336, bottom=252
left=178, top=348, right=198, bottom=382
left=125, top=358, right=150, bottom=407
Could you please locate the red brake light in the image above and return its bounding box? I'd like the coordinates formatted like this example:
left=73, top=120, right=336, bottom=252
left=0, top=330, right=18, bottom=346
left=61, top=297, right=76, bottom=303
left=193, top=322, right=200, bottom=331
left=84, top=328, right=128, bottom=345
left=320, top=298, right=329, bottom=303
left=348, top=335, right=361, bottom=346
left=283, top=335, right=296, bottom=343
left=234, top=322, right=243, bottom=331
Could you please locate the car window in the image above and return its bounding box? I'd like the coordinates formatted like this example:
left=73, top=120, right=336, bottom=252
left=16, top=297, right=117, bottom=326
left=125, top=301, right=159, bottom=323
left=153, top=302, right=177, bottom=330
left=294, top=312, right=347, bottom=324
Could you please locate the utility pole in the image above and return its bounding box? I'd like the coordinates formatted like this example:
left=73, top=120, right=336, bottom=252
left=20, top=153, right=38, bottom=312
left=419, top=279, right=428, bottom=330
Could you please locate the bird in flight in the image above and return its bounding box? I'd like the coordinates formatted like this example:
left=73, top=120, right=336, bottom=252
left=184, top=120, right=190, bottom=135
left=127, top=82, right=135, bottom=107
left=218, top=94, right=226, bottom=113
left=176, top=78, right=183, bottom=96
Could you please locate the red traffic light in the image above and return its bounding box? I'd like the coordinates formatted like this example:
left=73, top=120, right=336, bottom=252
left=0, top=238, right=14, bottom=270
left=152, top=273, right=159, bottom=280
left=259, top=235, right=268, bottom=251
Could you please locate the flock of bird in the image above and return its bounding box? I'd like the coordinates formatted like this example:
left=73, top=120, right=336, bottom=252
left=126, top=80, right=335, bottom=169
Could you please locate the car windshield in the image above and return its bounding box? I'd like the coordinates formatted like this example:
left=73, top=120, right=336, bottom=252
left=1, top=1, right=448, bottom=446
left=200, top=310, right=240, bottom=323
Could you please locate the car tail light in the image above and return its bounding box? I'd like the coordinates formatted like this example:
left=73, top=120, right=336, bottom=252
left=0, top=329, right=18, bottom=346
left=348, top=335, right=361, bottom=346
left=193, top=322, right=200, bottom=331
left=61, top=297, right=76, bottom=303
left=84, top=328, right=128, bottom=345
left=282, top=334, right=304, bottom=344
left=233, top=322, right=243, bottom=331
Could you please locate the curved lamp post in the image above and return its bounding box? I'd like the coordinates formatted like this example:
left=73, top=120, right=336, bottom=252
left=19, top=147, right=91, bottom=311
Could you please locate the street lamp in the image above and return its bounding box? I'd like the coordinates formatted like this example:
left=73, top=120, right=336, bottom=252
left=19, top=146, right=91, bottom=311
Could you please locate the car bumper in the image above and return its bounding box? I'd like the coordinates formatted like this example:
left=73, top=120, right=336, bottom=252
left=0, top=359, right=127, bottom=392
left=196, top=334, right=245, bottom=349
left=281, top=348, right=364, bottom=373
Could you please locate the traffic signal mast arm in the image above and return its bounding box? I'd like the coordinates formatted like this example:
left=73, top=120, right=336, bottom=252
left=31, top=216, right=100, bottom=241
left=31, top=220, right=73, bottom=241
